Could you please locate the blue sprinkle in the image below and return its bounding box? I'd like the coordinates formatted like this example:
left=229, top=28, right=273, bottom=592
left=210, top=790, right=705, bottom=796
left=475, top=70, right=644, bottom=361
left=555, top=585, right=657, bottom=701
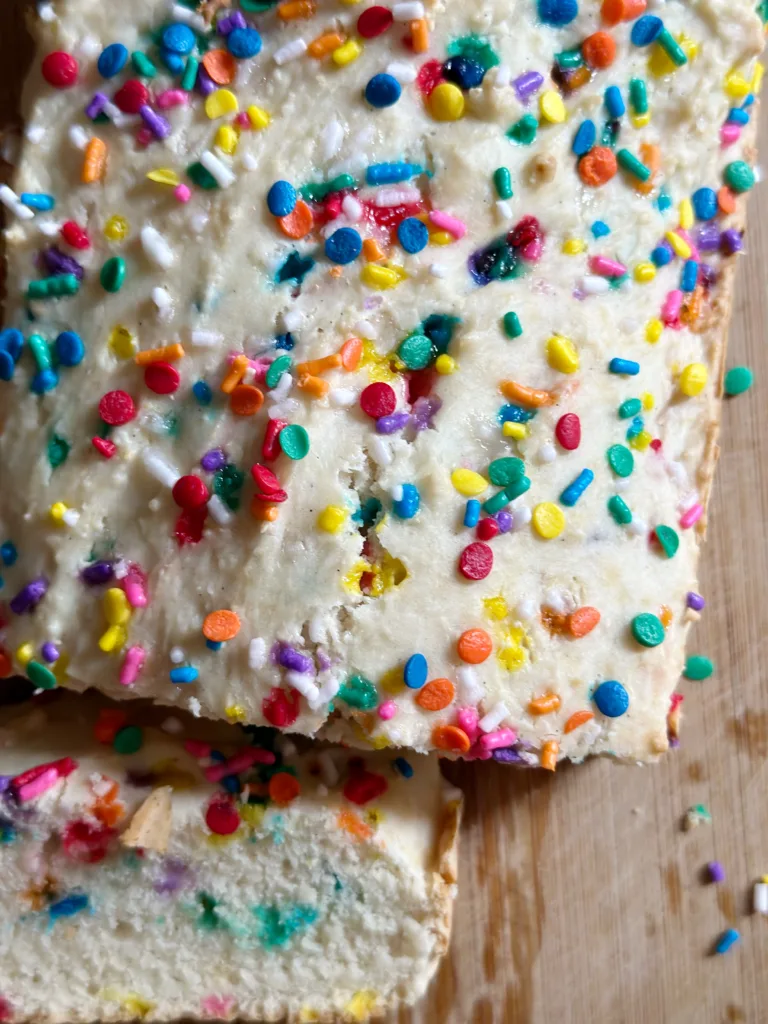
left=498, top=403, right=537, bottom=424
left=364, top=73, right=401, bottom=108
left=160, top=49, right=185, bottom=74
left=559, top=468, right=594, bottom=507
left=267, top=180, right=296, bottom=217
left=274, top=333, right=295, bottom=351
left=443, top=55, right=485, bottom=90
left=221, top=775, right=240, bottom=793
left=692, top=187, right=717, bottom=221
left=715, top=929, right=740, bottom=955
left=49, top=892, right=89, bottom=922
left=651, top=244, right=673, bottom=267
left=97, top=42, right=129, bottom=78
left=656, top=188, right=673, bottom=212
left=463, top=498, right=481, bottom=528
left=205, top=639, right=223, bottom=651
left=591, top=220, right=610, bottom=238
left=404, top=652, right=428, bottom=689
left=31, top=368, right=58, bottom=394
left=681, top=259, right=698, bottom=293
left=604, top=85, right=625, bottom=119
left=742, top=93, right=755, bottom=108
left=538, top=0, right=578, bottom=27
left=393, top=756, right=414, bottom=779
left=593, top=680, right=629, bottom=717
left=630, top=15, right=664, bottom=46
left=609, top=358, right=640, bottom=376
left=0, top=351, right=15, bottom=382
left=397, top=216, right=429, bottom=254
left=1, top=541, right=18, bottom=566
left=209, top=750, right=226, bottom=763
left=170, top=666, right=199, bottom=684
left=626, top=416, right=644, bottom=439
left=54, top=330, right=85, bottom=367
left=192, top=380, right=212, bottom=405
left=572, top=119, right=596, bottom=156
left=227, top=27, right=262, bottom=59
left=19, top=192, right=55, bottom=211
left=366, top=162, right=422, bottom=186
left=325, top=227, right=362, bottom=265
left=162, top=23, right=196, bottom=55
left=393, top=483, right=420, bottom=519
left=0, top=328, right=24, bottom=361
left=726, top=107, right=750, bottom=125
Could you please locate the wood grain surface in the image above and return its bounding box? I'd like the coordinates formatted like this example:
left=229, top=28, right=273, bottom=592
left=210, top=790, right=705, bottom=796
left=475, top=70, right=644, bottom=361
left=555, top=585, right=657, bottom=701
left=1, top=4, right=767, bottom=1022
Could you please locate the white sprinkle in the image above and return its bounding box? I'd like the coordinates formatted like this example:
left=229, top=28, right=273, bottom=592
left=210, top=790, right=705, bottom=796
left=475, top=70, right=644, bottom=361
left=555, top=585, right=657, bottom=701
left=329, top=387, right=357, bottom=407
left=187, top=697, right=202, bottom=718
left=544, top=588, right=570, bottom=614
left=515, top=598, right=538, bottom=621
left=141, top=447, right=180, bottom=488
left=148, top=498, right=161, bottom=512
left=141, top=225, right=175, bottom=269
left=37, top=3, right=56, bottom=22
left=456, top=665, right=484, bottom=705
left=316, top=672, right=341, bottom=703
left=754, top=881, right=768, bottom=914
left=190, top=212, right=209, bottom=233
left=511, top=504, right=532, bottom=529
left=170, top=2, right=207, bottom=32
left=628, top=517, right=647, bottom=536
left=152, top=286, right=173, bottom=310
left=161, top=716, right=184, bottom=734
left=308, top=616, right=326, bottom=644
left=430, top=263, right=447, bottom=278
left=374, top=187, right=421, bottom=208
left=286, top=672, right=320, bottom=703
left=68, top=125, right=89, bottom=150
left=496, top=199, right=513, bottom=218
left=37, top=220, right=60, bottom=238
left=25, top=124, right=45, bottom=144
left=369, top=435, right=392, bottom=467
left=0, top=185, right=34, bottom=221
left=169, top=647, right=185, bottom=664
left=62, top=508, right=80, bottom=527
left=322, top=120, right=345, bottom=161
left=241, top=151, right=258, bottom=171
left=391, top=484, right=404, bottom=502
left=77, top=35, right=102, bottom=59
left=207, top=494, right=234, bottom=525
left=318, top=750, right=339, bottom=787
left=113, top=560, right=129, bottom=580
left=190, top=329, right=224, bottom=347
left=386, top=61, right=418, bottom=84
left=494, top=63, right=511, bottom=87
left=393, top=2, right=424, bottom=20
left=274, top=38, right=307, bottom=65
left=200, top=149, right=236, bottom=189
left=102, top=99, right=122, bottom=122
left=268, top=399, right=299, bottom=419
left=283, top=309, right=303, bottom=332
left=668, top=460, right=689, bottom=487
left=479, top=701, right=510, bottom=734
left=249, top=637, right=267, bottom=671
left=342, top=194, right=363, bottom=222
left=538, top=442, right=557, bottom=464
left=353, top=318, right=377, bottom=339
left=242, top=365, right=257, bottom=386
left=580, top=275, right=611, bottom=294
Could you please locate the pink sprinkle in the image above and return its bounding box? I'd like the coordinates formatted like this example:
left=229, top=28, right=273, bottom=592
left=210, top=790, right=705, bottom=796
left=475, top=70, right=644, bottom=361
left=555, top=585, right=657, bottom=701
left=122, top=565, right=148, bottom=608
left=184, top=739, right=213, bottom=758
left=119, top=645, right=146, bottom=686
left=661, top=289, right=684, bottom=326
left=589, top=254, right=627, bottom=277
left=378, top=699, right=397, bottom=720
left=428, top=209, right=467, bottom=239
left=720, top=122, right=741, bottom=147
left=201, top=995, right=236, bottom=1018
left=16, top=767, right=60, bottom=803
left=174, top=183, right=192, bottom=203
left=521, top=238, right=543, bottom=262
left=680, top=503, right=703, bottom=529
left=478, top=727, right=517, bottom=753
left=235, top=111, right=251, bottom=128
left=136, top=126, right=154, bottom=148
left=155, top=89, right=188, bottom=110
left=204, top=747, right=276, bottom=782
left=456, top=707, right=480, bottom=743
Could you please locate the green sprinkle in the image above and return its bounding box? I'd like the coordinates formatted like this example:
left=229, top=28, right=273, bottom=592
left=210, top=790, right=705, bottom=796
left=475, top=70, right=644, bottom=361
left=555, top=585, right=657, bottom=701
left=113, top=725, right=144, bottom=755
left=240, top=0, right=280, bottom=9
left=656, top=28, right=688, bottom=67
left=654, top=524, right=679, bottom=558
left=213, top=464, right=245, bottom=510
left=131, top=51, right=157, bottom=78
left=724, top=366, right=753, bottom=395
left=502, top=311, right=523, bottom=338
left=493, top=166, right=513, bottom=199
left=629, top=78, right=648, bottom=115
left=684, top=655, right=714, bottom=681
left=723, top=160, right=755, bottom=194
left=483, top=489, right=511, bottom=515
left=616, top=148, right=651, bottom=182
left=488, top=457, right=525, bottom=487
left=300, top=173, right=356, bottom=203
left=607, top=444, right=634, bottom=478
left=507, top=114, right=538, bottom=145
left=555, top=48, right=583, bottom=69
left=47, top=433, right=70, bottom=469
left=187, top=162, right=219, bottom=190
left=27, top=274, right=79, bottom=300
left=337, top=674, right=378, bottom=710
left=607, top=495, right=632, bottom=525
left=279, top=424, right=309, bottom=461
left=265, top=354, right=292, bottom=390
left=181, top=56, right=199, bottom=91
left=618, top=398, right=642, bottom=419
left=503, top=475, right=531, bottom=501
left=397, top=333, right=432, bottom=370
left=100, top=256, right=126, bottom=294
left=26, top=660, right=57, bottom=690
left=28, top=333, right=52, bottom=371
left=253, top=904, right=318, bottom=950
left=631, top=613, right=665, bottom=648
left=446, top=33, right=499, bottom=71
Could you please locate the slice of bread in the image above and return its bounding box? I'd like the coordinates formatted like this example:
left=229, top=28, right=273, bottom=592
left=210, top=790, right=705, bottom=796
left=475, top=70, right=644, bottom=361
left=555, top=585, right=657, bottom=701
left=0, top=695, right=461, bottom=1022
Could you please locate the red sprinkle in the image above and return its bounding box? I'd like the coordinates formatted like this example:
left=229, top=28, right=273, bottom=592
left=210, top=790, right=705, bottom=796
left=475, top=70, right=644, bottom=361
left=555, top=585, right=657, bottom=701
left=262, top=686, right=300, bottom=728
left=94, top=708, right=128, bottom=744
left=113, top=79, right=150, bottom=114
left=41, top=51, right=79, bottom=88
left=476, top=518, right=500, bottom=541
left=98, top=390, right=136, bottom=426
left=357, top=4, right=394, bottom=37
left=650, top=438, right=662, bottom=452
left=252, top=487, right=288, bottom=504
left=174, top=506, right=207, bottom=546
left=61, top=220, right=90, bottom=250
left=416, top=59, right=445, bottom=96
left=91, top=436, right=117, bottom=459
left=360, top=381, right=396, bottom=419
left=205, top=798, right=240, bottom=836
left=251, top=463, right=282, bottom=495
left=262, top=418, right=287, bottom=461
left=555, top=413, right=581, bottom=451
left=508, top=215, right=543, bottom=249
left=343, top=767, right=389, bottom=806
left=406, top=367, right=437, bottom=403
left=62, top=820, right=116, bottom=864
left=172, top=475, right=209, bottom=510
left=459, top=541, right=493, bottom=581
left=144, top=361, right=180, bottom=395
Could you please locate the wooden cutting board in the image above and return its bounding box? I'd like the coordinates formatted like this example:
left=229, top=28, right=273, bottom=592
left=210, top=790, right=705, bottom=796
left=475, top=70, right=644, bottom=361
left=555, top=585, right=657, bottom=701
left=1, top=4, right=766, bottom=1021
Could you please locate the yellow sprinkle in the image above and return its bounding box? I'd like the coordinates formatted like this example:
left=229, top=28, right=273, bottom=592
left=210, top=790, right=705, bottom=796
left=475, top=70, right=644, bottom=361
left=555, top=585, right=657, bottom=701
left=317, top=505, right=348, bottom=533
left=205, top=88, right=239, bottom=119
left=104, top=215, right=129, bottom=242
left=369, top=734, right=391, bottom=750
left=109, top=325, right=137, bottom=359
left=483, top=595, right=508, bottom=621
left=298, top=1009, right=321, bottom=1023
left=503, top=421, right=527, bottom=439
left=562, top=238, right=587, bottom=255
left=752, top=61, right=764, bottom=94
left=724, top=69, right=751, bottom=99
left=634, top=262, right=656, bottom=283
left=539, top=89, right=566, bottom=123
left=649, top=35, right=695, bottom=78
left=679, top=362, right=708, bottom=397
left=429, top=82, right=465, bottom=121
left=679, top=198, right=694, bottom=230
left=102, top=991, right=155, bottom=1019
left=546, top=335, right=579, bottom=374
left=435, top=353, right=456, bottom=374
left=332, top=39, right=363, bottom=66
left=53, top=651, right=69, bottom=683
left=146, top=168, right=179, bottom=186
left=48, top=501, right=68, bottom=525
left=16, top=642, right=34, bottom=667
left=645, top=318, right=663, bottom=344
left=99, top=624, right=127, bottom=653
left=498, top=644, right=527, bottom=671
left=532, top=502, right=565, bottom=539
left=630, top=111, right=651, bottom=129
left=451, top=468, right=488, bottom=497
left=360, top=264, right=400, bottom=289
left=239, top=803, right=265, bottom=828
left=665, top=230, right=692, bottom=259
left=247, top=105, right=271, bottom=130
left=224, top=704, right=247, bottom=722
left=338, top=0, right=362, bottom=4
left=346, top=992, right=379, bottom=1022
left=215, top=124, right=238, bottom=155
left=641, top=391, right=655, bottom=410
left=629, top=429, right=652, bottom=451
left=104, top=587, right=131, bottom=626
left=428, top=230, right=454, bottom=245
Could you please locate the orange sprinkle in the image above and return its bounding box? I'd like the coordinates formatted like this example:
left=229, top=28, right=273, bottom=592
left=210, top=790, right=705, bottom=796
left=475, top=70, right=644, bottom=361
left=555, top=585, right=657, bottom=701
left=636, top=143, right=661, bottom=196
left=297, top=373, right=330, bottom=398
left=277, top=199, right=313, bottom=240
left=339, top=336, right=363, bottom=371
left=220, top=354, right=249, bottom=394
left=718, top=186, right=737, bottom=214
left=600, top=0, right=626, bottom=25
left=203, top=609, right=241, bottom=642
left=201, top=48, right=237, bottom=84
left=578, top=146, right=618, bottom=187
left=362, top=238, right=386, bottom=262
left=528, top=692, right=562, bottom=716
left=337, top=809, right=373, bottom=841
left=277, top=0, right=316, bottom=19
left=660, top=605, right=674, bottom=628
left=251, top=498, right=278, bottom=522
left=94, top=708, right=128, bottom=745
left=82, top=137, right=107, bottom=184
left=93, top=798, right=125, bottom=827
left=563, top=65, right=592, bottom=93
left=582, top=30, right=616, bottom=69
left=540, top=739, right=559, bottom=771
left=0, top=647, right=11, bottom=678
left=229, top=383, right=264, bottom=416
left=681, top=284, right=703, bottom=326
left=564, top=710, right=595, bottom=734
left=268, top=772, right=301, bottom=804
left=431, top=724, right=471, bottom=754
left=566, top=606, right=601, bottom=638
left=621, top=0, right=647, bottom=18
left=416, top=678, right=455, bottom=712
left=308, top=31, right=345, bottom=57
left=135, top=343, right=185, bottom=366
left=296, top=353, right=342, bottom=376
left=410, top=18, right=429, bottom=53
left=500, top=380, right=556, bottom=407
left=457, top=628, right=493, bottom=665
left=329, top=266, right=343, bottom=278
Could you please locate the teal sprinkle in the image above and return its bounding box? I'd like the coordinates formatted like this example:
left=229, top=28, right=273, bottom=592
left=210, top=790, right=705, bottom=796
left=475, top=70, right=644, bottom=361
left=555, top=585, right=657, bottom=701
left=163, top=413, right=181, bottom=437
left=49, top=892, right=89, bottom=923
left=0, top=820, right=17, bottom=844
left=446, top=34, right=500, bottom=71
left=253, top=903, right=318, bottom=949
left=657, top=188, right=673, bottom=212
left=196, top=892, right=227, bottom=932
left=352, top=497, right=383, bottom=529
left=276, top=251, right=315, bottom=286
left=213, top=464, right=245, bottom=511
left=47, top=433, right=70, bottom=469
left=498, top=403, right=537, bottom=424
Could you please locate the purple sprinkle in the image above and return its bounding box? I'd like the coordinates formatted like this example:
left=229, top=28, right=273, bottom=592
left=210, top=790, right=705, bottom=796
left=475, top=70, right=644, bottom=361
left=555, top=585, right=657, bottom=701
left=0, top=777, right=12, bottom=795
left=196, top=66, right=217, bottom=97
left=276, top=644, right=314, bottom=674
left=43, top=246, right=85, bottom=280
left=9, top=577, right=48, bottom=615
left=81, top=561, right=114, bottom=585
left=154, top=857, right=191, bottom=895
left=40, top=642, right=59, bottom=663
left=708, top=861, right=726, bottom=883
left=512, top=70, right=544, bottom=104
left=376, top=411, right=410, bottom=435
left=686, top=591, right=706, bottom=611
left=410, top=395, right=442, bottom=431
left=495, top=510, right=514, bottom=533
left=720, top=228, right=743, bottom=255
left=694, top=224, right=721, bottom=252
left=316, top=648, right=331, bottom=672
left=698, top=262, right=718, bottom=288
left=492, top=747, right=530, bottom=765
left=201, top=448, right=227, bottom=472
left=85, top=92, right=109, bottom=119
left=139, top=104, right=171, bottom=140
left=219, top=10, right=246, bottom=33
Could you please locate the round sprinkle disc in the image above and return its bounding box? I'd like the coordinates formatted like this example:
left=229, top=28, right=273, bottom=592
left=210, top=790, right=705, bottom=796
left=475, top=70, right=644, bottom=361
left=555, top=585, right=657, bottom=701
left=279, top=424, right=310, bottom=460
left=458, top=541, right=493, bottom=580
left=607, top=443, right=634, bottom=477
left=684, top=655, right=714, bottom=680
left=593, top=680, right=629, bottom=717
left=397, top=334, right=432, bottom=370
left=654, top=525, right=679, bottom=558
left=488, top=457, right=525, bottom=487
left=631, top=612, right=665, bottom=647
left=404, top=652, right=428, bottom=689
